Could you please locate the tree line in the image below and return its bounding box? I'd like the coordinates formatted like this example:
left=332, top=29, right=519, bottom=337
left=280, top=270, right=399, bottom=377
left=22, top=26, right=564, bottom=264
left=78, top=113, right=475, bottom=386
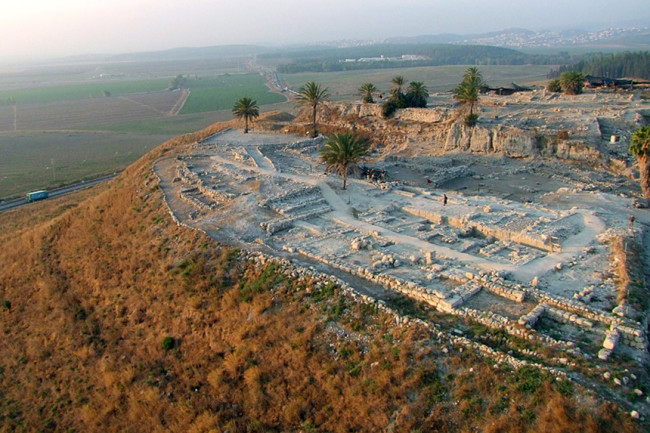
left=273, top=44, right=573, bottom=74
left=549, top=51, right=650, bottom=80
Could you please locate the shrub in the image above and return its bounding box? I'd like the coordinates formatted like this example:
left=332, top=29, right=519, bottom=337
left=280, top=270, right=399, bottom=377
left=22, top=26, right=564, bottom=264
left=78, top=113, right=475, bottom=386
left=239, top=262, right=286, bottom=302
left=2, top=300, right=10, bottom=310
left=557, top=130, right=569, bottom=140
left=547, top=78, right=562, bottom=93
left=559, top=71, right=585, bottom=95
left=310, top=281, right=337, bottom=302
left=162, top=336, right=175, bottom=351
left=382, top=100, right=399, bottom=118
left=464, top=113, right=479, bottom=127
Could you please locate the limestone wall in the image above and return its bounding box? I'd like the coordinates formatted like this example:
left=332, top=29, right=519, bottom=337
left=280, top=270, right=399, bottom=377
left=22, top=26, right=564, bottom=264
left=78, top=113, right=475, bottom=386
left=326, top=102, right=609, bottom=165
left=404, top=207, right=553, bottom=252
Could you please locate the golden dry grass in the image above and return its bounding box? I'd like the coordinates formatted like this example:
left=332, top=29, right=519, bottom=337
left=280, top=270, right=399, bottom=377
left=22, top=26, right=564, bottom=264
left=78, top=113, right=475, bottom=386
left=0, top=120, right=641, bottom=432
left=610, top=235, right=648, bottom=313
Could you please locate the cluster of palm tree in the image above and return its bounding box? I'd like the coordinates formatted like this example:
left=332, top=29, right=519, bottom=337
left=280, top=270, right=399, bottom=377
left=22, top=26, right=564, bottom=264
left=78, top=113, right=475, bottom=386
left=453, top=67, right=486, bottom=126
left=380, top=76, right=430, bottom=118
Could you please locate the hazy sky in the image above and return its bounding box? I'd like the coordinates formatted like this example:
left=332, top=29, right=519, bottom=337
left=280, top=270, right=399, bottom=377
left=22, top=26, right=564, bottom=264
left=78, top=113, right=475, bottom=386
left=2, top=0, right=649, bottom=60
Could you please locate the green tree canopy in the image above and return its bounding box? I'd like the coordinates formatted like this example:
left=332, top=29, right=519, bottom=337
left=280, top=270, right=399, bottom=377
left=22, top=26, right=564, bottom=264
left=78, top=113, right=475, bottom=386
left=453, top=67, right=485, bottom=126
left=232, top=97, right=259, bottom=133
left=319, top=132, right=369, bottom=189
left=547, top=78, right=562, bottom=93
left=559, top=71, right=585, bottom=95
left=296, top=81, right=329, bottom=138
left=405, top=81, right=429, bottom=108
left=170, top=74, right=187, bottom=90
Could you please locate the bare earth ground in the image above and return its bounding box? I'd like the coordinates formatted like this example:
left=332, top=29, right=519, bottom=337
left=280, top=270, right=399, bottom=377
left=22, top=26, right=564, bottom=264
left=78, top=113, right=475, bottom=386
left=154, top=110, right=650, bottom=416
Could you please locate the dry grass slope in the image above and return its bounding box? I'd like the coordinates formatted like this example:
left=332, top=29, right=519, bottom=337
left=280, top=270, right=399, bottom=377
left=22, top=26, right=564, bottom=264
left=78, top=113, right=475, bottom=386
left=0, top=120, right=641, bottom=432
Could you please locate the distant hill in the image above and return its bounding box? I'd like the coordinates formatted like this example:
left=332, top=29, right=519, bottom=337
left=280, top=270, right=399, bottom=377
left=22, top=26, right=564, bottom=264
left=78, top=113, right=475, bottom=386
left=385, top=26, right=650, bottom=51
left=59, top=44, right=272, bottom=65
left=108, top=44, right=272, bottom=62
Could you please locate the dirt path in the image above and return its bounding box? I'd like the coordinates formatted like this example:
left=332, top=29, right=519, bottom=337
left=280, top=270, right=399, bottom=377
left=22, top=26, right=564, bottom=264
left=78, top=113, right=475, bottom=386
left=168, top=89, right=190, bottom=116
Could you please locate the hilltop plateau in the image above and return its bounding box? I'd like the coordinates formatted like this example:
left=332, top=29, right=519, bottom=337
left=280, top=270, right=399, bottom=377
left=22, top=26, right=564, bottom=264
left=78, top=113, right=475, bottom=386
left=0, top=86, right=648, bottom=432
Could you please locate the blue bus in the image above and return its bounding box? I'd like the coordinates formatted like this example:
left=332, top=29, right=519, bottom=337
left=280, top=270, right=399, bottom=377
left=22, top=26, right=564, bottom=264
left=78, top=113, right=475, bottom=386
left=26, top=190, right=48, bottom=202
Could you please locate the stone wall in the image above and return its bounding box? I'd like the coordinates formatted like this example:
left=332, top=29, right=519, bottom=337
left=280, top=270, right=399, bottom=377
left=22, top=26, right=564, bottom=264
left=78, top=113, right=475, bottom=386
left=403, top=207, right=553, bottom=252
left=326, top=102, right=609, bottom=165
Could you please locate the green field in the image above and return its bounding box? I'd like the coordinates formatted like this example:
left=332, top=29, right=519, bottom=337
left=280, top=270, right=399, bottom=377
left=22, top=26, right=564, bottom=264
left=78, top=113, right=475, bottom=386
left=0, top=110, right=225, bottom=200
left=0, top=79, right=170, bottom=104
left=283, top=65, right=555, bottom=101
left=181, top=73, right=286, bottom=114
left=0, top=131, right=160, bottom=197
left=0, top=67, right=290, bottom=199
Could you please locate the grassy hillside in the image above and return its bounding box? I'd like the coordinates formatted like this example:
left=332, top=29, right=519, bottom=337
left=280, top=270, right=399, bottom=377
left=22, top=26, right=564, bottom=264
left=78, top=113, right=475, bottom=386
left=0, top=122, right=640, bottom=432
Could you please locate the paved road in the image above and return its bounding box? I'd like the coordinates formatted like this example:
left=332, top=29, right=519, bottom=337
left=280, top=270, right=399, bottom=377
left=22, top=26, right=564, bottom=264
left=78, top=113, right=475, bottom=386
left=0, top=173, right=118, bottom=213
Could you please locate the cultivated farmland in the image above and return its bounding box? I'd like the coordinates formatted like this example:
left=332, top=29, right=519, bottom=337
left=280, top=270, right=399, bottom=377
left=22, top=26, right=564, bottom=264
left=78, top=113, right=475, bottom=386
left=0, top=68, right=288, bottom=199
left=0, top=91, right=186, bottom=131
left=181, top=74, right=286, bottom=114
left=0, top=79, right=170, bottom=104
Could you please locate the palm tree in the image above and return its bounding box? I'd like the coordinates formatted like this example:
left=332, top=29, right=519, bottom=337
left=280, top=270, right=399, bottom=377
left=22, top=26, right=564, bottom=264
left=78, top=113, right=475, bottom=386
left=453, top=67, right=485, bottom=126
left=319, top=132, right=369, bottom=189
left=390, top=75, right=405, bottom=102
left=406, top=81, right=429, bottom=108
left=629, top=126, right=650, bottom=201
left=359, top=83, right=377, bottom=104
left=391, top=76, right=405, bottom=93
left=296, top=81, right=329, bottom=138
left=232, top=97, right=259, bottom=133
